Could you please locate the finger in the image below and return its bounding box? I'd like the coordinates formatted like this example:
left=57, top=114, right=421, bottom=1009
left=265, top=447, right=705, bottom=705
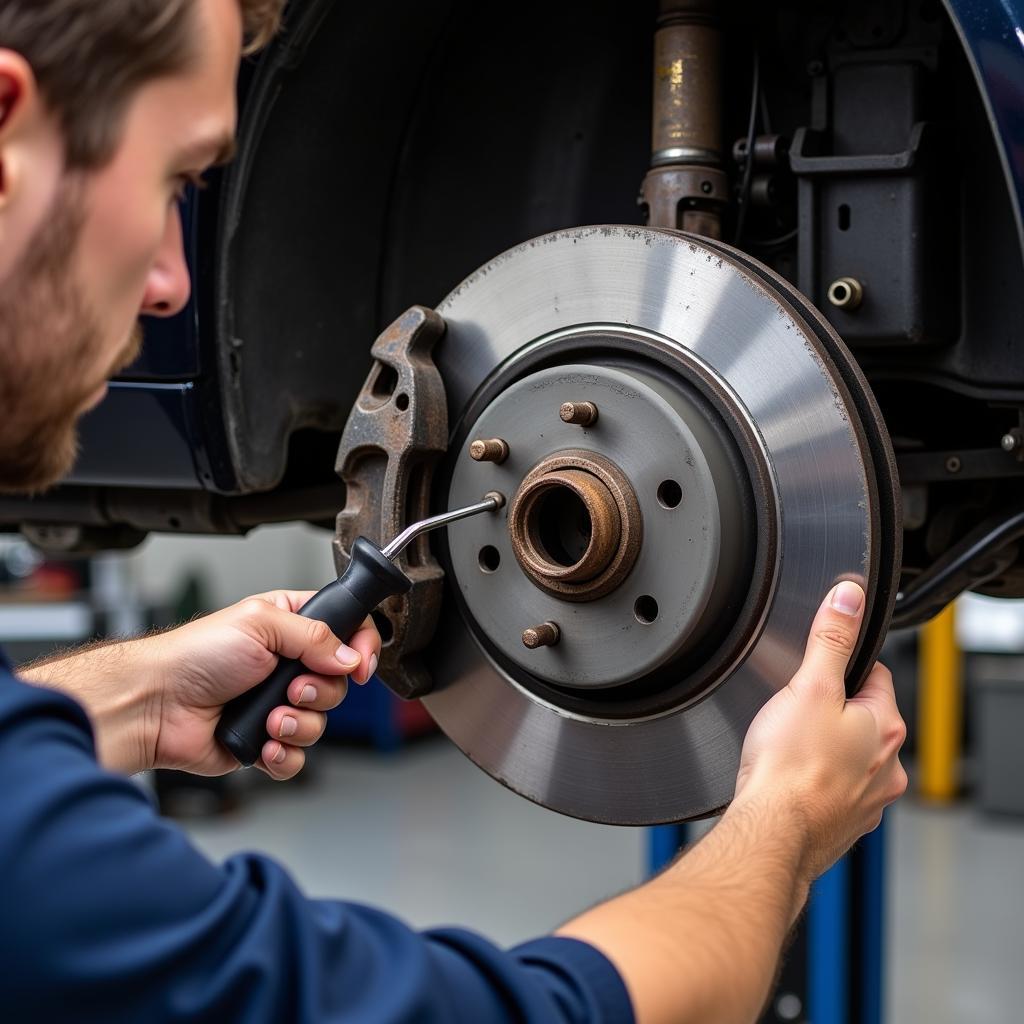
left=849, top=660, right=897, bottom=707
left=241, top=599, right=361, bottom=677
left=287, top=673, right=349, bottom=712
left=849, top=662, right=906, bottom=750
left=347, top=616, right=382, bottom=685
left=890, top=757, right=909, bottom=803
left=791, top=581, right=866, bottom=702
left=258, top=740, right=307, bottom=781
left=266, top=706, right=328, bottom=748
left=245, top=591, right=320, bottom=615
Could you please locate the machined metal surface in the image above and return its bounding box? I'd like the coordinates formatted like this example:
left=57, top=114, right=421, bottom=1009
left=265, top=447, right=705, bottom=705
left=448, top=362, right=746, bottom=689
left=381, top=493, right=505, bottom=561
left=827, top=276, right=864, bottom=310
left=423, top=226, right=896, bottom=824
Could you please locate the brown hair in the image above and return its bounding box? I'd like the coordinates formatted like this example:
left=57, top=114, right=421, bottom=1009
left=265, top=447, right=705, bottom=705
left=0, top=0, right=284, bottom=168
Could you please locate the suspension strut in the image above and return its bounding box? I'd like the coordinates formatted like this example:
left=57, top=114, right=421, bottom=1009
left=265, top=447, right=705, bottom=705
left=640, top=0, right=728, bottom=237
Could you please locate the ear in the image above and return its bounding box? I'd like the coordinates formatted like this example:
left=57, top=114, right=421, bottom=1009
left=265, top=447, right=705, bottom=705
left=0, top=50, right=42, bottom=205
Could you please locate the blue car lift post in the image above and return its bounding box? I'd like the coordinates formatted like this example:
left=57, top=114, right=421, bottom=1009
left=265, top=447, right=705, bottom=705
left=647, top=815, right=887, bottom=1024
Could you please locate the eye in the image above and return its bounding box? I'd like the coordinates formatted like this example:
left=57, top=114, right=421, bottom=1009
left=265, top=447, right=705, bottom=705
left=172, top=172, right=209, bottom=204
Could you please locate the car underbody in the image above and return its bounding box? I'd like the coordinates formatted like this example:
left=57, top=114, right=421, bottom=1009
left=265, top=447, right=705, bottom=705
left=5, top=0, right=1024, bottom=820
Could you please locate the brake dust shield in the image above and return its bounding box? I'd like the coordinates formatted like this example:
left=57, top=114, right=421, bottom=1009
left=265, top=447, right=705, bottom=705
left=342, top=226, right=900, bottom=825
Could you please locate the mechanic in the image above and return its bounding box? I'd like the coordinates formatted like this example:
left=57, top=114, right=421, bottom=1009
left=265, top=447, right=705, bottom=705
left=0, top=1, right=907, bottom=1022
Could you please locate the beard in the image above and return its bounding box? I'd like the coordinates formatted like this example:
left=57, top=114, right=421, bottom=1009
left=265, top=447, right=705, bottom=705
left=0, top=182, right=142, bottom=495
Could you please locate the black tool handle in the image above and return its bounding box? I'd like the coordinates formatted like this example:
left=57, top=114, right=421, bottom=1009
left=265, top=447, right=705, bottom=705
left=215, top=537, right=412, bottom=767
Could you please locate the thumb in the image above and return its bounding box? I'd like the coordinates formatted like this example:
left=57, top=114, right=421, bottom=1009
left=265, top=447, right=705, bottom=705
left=791, top=580, right=866, bottom=701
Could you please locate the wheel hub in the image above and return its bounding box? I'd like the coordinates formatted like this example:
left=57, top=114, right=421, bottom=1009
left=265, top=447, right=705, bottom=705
left=339, top=226, right=901, bottom=825
left=509, top=453, right=636, bottom=600
left=446, top=357, right=762, bottom=697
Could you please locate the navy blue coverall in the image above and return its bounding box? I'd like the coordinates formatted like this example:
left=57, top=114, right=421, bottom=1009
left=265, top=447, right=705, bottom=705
left=0, top=655, right=633, bottom=1023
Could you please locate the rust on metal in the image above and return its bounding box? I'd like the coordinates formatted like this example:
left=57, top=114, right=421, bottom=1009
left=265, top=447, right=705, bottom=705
left=559, top=401, right=599, bottom=427
left=640, top=0, right=726, bottom=237
left=522, top=622, right=561, bottom=649
left=334, top=305, right=449, bottom=699
left=508, top=449, right=643, bottom=603
left=641, top=165, right=728, bottom=236
left=469, top=437, right=510, bottom=463
left=650, top=3, right=721, bottom=162
left=513, top=469, right=621, bottom=584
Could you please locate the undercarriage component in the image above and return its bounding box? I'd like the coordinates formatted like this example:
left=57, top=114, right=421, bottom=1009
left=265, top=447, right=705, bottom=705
left=639, top=0, right=728, bottom=238
left=892, top=504, right=1024, bottom=628
left=333, top=306, right=449, bottom=700
left=790, top=23, right=957, bottom=348
left=387, top=225, right=903, bottom=825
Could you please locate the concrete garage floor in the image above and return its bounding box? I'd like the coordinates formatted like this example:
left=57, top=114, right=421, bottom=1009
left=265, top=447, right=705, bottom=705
left=182, top=739, right=1024, bottom=1023
left=887, top=800, right=1024, bottom=1023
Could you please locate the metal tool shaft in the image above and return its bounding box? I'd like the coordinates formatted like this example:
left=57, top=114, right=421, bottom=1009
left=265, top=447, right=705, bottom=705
left=217, top=491, right=505, bottom=767
left=382, top=492, right=504, bottom=561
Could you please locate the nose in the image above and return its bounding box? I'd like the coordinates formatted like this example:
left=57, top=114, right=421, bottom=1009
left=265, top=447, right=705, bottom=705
left=139, top=205, right=192, bottom=318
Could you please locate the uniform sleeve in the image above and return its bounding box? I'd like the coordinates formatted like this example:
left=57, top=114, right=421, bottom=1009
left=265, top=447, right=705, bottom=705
left=0, top=675, right=634, bottom=1024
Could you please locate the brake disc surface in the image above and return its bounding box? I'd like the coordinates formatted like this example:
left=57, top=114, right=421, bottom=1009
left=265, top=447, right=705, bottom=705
left=416, top=226, right=898, bottom=825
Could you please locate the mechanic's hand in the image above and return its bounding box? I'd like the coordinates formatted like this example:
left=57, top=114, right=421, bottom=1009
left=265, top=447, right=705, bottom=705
left=734, top=581, right=907, bottom=883
left=143, top=591, right=381, bottom=780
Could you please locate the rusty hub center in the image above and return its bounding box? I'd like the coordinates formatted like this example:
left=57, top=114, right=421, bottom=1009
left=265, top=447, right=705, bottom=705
left=509, top=450, right=642, bottom=602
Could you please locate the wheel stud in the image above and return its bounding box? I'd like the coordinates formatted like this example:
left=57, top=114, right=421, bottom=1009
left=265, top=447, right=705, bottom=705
left=470, top=438, right=510, bottom=463
left=522, top=622, right=561, bottom=649
left=559, top=401, right=599, bottom=427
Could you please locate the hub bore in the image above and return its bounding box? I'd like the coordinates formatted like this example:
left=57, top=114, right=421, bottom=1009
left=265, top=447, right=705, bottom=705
left=445, top=359, right=756, bottom=692
left=509, top=452, right=642, bottom=602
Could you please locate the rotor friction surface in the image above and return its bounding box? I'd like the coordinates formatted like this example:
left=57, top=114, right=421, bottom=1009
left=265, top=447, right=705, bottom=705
left=423, top=226, right=890, bottom=825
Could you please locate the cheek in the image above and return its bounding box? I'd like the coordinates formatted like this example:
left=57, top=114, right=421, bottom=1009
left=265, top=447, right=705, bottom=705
left=76, top=172, right=170, bottom=321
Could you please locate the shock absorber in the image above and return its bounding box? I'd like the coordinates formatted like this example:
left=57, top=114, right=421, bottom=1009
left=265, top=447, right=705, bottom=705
left=640, top=0, right=727, bottom=237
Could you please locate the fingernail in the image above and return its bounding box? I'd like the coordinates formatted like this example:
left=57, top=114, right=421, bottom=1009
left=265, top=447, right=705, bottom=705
left=270, top=743, right=287, bottom=764
left=830, top=581, right=864, bottom=616
left=279, top=715, right=298, bottom=739
left=299, top=684, right=318, bottom=704
left=368, top=653, right=378, bottom=678
left=337, top=644, right=360, bottom=669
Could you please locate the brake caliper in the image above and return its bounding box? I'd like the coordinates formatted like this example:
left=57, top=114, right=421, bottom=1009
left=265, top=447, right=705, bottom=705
left=334, top=306, right=448, bottom=699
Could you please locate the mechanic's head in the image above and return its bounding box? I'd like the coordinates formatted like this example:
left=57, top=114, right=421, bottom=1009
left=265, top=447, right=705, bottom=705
left=0, top=0, right=283, bottom=493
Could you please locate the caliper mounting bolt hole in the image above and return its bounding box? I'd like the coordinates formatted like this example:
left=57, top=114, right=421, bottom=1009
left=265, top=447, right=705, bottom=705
left=657, top=479, right=683, bottom=509
left=478, top=546, right=501, bottom=573
left=634, top=596, right=659, bottom=624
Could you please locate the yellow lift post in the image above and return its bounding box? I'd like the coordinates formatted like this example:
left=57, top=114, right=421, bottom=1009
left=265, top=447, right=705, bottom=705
left=918, top=602, right=962, bottom=802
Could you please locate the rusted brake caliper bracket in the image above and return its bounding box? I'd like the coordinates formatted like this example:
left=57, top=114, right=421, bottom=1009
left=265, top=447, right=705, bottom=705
left=333, top=306, right=448, bottom=700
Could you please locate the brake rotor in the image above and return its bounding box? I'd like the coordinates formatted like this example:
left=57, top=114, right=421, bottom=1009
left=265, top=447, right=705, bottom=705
left=410, top=227, right=898, bottom=824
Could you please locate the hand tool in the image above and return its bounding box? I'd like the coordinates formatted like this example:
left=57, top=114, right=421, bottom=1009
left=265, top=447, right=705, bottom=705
left=215, top=492, right=505, bottom=767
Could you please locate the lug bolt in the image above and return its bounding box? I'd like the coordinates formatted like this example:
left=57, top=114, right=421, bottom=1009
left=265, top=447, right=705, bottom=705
left=522, top=622, right=561, bottom=649
left=470, top=438, right=510, bottom=463
left=559, top=401, right=599, bottom=427
left=1002, top=432, right=1021, bottom=453
left=827, top=277, right=864, bottom=311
